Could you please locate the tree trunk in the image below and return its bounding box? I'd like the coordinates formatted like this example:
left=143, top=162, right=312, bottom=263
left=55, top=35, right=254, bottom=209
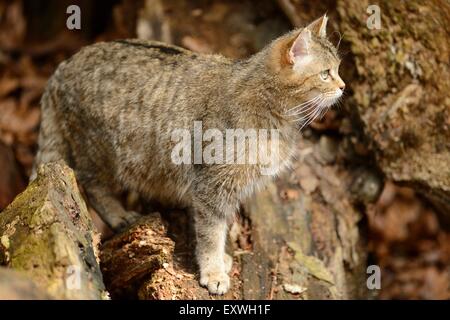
left=335, top=0, right=450, bottom=220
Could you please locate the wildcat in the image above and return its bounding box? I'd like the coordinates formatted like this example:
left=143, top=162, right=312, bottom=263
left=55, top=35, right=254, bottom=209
left=33, top=15, right=344, bottom=295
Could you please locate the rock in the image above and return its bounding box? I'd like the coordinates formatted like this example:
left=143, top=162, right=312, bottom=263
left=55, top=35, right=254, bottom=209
left=283, top=283, right=307, bottom=295
left=351, top=168, right=384, bottom=203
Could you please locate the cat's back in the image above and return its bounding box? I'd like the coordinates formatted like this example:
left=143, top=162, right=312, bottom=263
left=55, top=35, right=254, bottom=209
left=53, top=39, right=231, bottom=90
left=63, top=39, right=196, bottom=73
left=46, top=38, right=234, bottom=125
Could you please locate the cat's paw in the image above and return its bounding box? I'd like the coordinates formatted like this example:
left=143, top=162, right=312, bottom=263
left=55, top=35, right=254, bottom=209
left=110, top=210, right=141, bottom=232
left=224, top=253, right=233, bottom=273
left=200, top=270, right=230, bottom=295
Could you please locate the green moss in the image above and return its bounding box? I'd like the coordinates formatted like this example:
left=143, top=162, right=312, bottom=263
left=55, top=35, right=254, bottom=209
left=0, top=162, right=105, bottom=299
left=287, top=242, right=334, bottom=285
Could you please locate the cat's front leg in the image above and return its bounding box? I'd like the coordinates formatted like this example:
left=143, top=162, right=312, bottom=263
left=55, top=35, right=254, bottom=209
left=193, top=205, right=230, bottom=295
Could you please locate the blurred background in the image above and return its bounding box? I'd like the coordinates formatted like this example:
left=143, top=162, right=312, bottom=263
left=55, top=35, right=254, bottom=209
left=0, top=0, right=449, bottom=299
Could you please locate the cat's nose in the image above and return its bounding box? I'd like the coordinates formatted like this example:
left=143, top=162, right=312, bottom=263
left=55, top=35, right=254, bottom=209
left=336, top=77, right=345, bottom=91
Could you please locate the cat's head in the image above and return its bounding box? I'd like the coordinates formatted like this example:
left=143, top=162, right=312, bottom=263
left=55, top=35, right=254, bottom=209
left=268, top=15, right=345, bottom=123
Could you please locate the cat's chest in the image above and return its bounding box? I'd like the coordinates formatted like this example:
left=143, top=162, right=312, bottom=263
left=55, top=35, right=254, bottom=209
left=237, top=141, right=297, bottom=201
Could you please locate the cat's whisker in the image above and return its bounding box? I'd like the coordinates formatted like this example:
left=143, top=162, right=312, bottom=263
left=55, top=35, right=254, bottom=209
left=337, top=32, right=345, bottom=50
left=307, top=99, right=330, bottom=126
left=319, top=105, right=330, bottom=119
left=286, top=102, right=319, bottom=116
left=319, top=93, right=343, bottom=109
left=285, top=95, right=321, bottom=112
left=292, top=103, right=320, bottom=123
left=285, top=103, right=316, bottom=115
left=284, top=95, right=322, bottom=115
left=336, top=97, right=344, bottom=111
left=292, top=97, right=325, bottom=123
left=299, top=107, right=321, bottom=130
left=311, top=102, right=328, bottom=123
left=323, top=91, right=339, bottom=98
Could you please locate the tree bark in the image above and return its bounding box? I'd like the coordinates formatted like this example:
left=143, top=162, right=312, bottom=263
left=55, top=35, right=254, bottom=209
left=100, top=213, right=175, bottom=299
left=241, top=134, right=369, bottom=299
left=0, top=161, right=107, bottom=299
left=335, top=0, right=450, bottom=219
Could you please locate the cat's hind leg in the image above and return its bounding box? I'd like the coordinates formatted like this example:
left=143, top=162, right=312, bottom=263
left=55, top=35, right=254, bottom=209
left=84, top=183, right=141, bottom=232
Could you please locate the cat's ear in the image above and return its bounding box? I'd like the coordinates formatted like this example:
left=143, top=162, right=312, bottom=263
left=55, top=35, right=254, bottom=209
left=288, top=28, right=312, bottom=65
left=307, top=14, right=328, bottom=38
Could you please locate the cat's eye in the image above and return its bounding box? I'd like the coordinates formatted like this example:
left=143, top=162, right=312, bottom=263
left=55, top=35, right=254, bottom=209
left=320, top=69, right=330, bottom=81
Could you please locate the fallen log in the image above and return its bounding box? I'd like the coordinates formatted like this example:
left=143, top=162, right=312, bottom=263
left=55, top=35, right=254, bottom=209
left=100, top=213, right=175, bottom=299
left=99, top=132, right=371, bottom=300
left=0, top=161, right=107, bottom=299
left=101, top=210, right=242, bottom=300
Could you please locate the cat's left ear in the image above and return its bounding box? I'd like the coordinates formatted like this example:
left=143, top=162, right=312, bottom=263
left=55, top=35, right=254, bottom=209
left=307, top=14, right=328, bottom=38
left=288, top=28, right=312, bottom=65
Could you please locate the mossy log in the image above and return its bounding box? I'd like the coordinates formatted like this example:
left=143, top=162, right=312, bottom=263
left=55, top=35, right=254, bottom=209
left=0, top=161, right=107, bottom=299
